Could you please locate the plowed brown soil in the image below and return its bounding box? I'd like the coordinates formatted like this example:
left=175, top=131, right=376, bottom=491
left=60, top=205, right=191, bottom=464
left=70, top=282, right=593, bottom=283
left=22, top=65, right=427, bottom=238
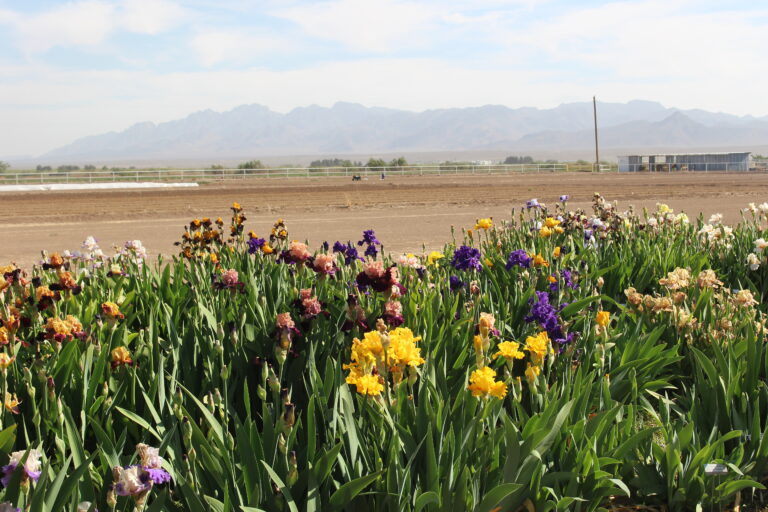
left=3, top=172, right=767, bottom=267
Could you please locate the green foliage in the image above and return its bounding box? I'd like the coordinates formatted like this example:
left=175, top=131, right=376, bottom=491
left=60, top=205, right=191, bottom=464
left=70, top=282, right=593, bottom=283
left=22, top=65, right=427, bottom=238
left=309, top=158, right=362, bottom=167
left=237, top=160, right=264, bottom=170
left=503, top=155, right=534, bottom=164
left=0, top=195, right=767, bottom=510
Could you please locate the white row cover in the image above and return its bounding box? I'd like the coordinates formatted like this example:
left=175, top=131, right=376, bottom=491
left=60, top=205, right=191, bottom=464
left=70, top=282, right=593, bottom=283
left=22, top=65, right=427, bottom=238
left=0, top=182, right=199, bottom=192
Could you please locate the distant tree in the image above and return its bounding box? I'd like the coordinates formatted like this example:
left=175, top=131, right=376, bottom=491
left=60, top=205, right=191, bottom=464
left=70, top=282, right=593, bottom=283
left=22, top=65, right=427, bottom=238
left=238, top=160, right=264, bottom=170
left=389, top=156, right=407, bottom=167
left=210, top=164, right=224, bottom=170
left=365, top=158, right=387, bottom=168
left=503, top=155, right=534, bottom=164
left=310, top=158, right=359, bottom=167
left=84, top=164, right=96, bottom=170
left=36, top=165, right=52, bottom=171
left=102, top=165, right=108, bottom=170
left=57, top=165, right=80, bottom=171
left=0, top=161, right=10, bottom=171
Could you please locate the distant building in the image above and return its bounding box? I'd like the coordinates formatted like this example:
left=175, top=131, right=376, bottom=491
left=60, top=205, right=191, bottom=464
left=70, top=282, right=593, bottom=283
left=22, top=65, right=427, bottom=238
left=618, top=152, right=751, bottom=172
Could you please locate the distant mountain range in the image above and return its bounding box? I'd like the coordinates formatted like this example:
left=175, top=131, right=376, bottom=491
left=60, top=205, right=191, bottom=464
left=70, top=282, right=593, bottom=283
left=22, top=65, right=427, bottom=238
left=42, top=100, right=768, bottom=162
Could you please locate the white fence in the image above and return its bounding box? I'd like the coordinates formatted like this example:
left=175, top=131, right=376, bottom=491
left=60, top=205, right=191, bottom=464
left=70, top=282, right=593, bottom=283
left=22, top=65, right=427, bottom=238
left=0, top=163, right=615, bottom=186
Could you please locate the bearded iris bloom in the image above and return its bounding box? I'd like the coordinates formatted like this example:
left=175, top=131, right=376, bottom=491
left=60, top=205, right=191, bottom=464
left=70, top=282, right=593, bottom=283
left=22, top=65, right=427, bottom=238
left=506, top=250, right=532, bottom=269
left=1, top=449, right=42, bottom=487
left=111, top=347, right=133, bottom=369
left=101, top=302, right=125, bottom=320
left=468, top=367, right=507, bottom=399
left=112, top=444, right=171, bottom=505
left=525, top=292, right=576, bottom=347
left=357, top=230, right=382, bottom=259
left=333, top=241, right=364, bottom=265
left=247, top=237, right=266, bottom=254
left=449, top=275, right=465, bottom=291
left=0, top=353, right=14, bottom=370
left=451, top=246, right=482, bottom=272
left=213, top=269, right=245, bottom=292
left=474, top=218, right=493, bottom=230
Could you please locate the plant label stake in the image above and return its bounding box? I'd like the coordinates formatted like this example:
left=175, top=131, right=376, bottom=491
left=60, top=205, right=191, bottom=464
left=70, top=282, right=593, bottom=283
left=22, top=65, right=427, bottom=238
left=704, top=463, right=728, bottom=512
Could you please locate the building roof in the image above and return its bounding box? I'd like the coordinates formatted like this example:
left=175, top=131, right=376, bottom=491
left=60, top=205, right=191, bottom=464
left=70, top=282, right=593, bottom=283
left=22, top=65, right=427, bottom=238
left=618, top=152, right=751, bottom=157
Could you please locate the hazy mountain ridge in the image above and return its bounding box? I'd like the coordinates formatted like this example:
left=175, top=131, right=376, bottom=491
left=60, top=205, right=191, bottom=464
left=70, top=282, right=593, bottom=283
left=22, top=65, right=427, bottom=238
left=43, top=100, right=768, bottom=161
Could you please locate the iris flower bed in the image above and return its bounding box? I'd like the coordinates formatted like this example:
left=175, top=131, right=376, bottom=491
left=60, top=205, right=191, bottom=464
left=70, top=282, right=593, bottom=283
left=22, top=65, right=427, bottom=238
left=1, top=195, right=768, bottom=511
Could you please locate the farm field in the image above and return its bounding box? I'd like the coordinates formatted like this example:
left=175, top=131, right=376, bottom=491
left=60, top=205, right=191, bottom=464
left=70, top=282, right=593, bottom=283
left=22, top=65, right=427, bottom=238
left=1, top=171, right=768, bottom=510
left=2, top=171, right=768, bottom=267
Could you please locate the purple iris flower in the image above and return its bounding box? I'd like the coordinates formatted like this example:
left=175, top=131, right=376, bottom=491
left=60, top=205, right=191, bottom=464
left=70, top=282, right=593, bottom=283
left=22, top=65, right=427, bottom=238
left=506, top=249, right=532, bottom=270
left=333, top=242, right=364, bottom=265
left=525, top=291, right=576, bottom=348
left=145, top=467, right=172, bottom=484
left=561, top=269, right=578, bottom=289
left=559, top=195, right=569, bottom=202
left=1, top=450, right=42, bottom=488
left=449, top=275, right=466, bottom=291
left=358, top=229, right=380, bottom=247
left=364, top=244, right=378, bottom=259
left=247, top=237, right=266, bottom=254
left=356, top=230, right=382, bottom=260
left=526, top=198, right=540, bottom=209
left=451, top=246, right=482, bottom=272
left=113, top=465, right=172, bottom=496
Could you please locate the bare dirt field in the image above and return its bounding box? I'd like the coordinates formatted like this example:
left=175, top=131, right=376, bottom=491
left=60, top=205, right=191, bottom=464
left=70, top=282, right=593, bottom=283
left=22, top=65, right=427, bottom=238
left=2, top=172, right=767, bottom=267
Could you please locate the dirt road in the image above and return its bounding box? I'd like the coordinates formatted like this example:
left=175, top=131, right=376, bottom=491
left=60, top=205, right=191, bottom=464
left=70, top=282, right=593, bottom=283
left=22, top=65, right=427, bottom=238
left=2, top=172, right=767, bottom=267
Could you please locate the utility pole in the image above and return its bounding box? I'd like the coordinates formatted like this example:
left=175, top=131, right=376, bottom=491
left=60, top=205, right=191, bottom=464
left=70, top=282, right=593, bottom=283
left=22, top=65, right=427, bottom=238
left=593, top=96, right=600, bottom=172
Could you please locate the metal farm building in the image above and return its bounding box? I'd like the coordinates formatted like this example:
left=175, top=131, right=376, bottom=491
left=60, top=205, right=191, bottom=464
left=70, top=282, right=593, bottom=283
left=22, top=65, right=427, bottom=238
left=618, top=152, right=751, bottom=172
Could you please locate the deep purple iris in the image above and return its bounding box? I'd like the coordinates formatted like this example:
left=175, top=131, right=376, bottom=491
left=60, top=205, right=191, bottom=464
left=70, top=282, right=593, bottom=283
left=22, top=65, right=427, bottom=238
left=525, top=291, right=576, bottom=347
left=332, top=241, right=364, bottom=265
left=358, top=229, right=380, bottom=246
left=506, top=249, right=532, bottom=270
left=449, top=275, right=466, bottom=291
left=550, top=269, right=578, bottom=293
left=364, top=244, right=378, bottom=259
left=357, top=230, right=382, bottom=259
left=451, top=246, right=482, bottom=272
left=559, top=195, right=569, bottom=202
left=247, top=237, right=266, bottom=254
left=561, top=269, right=578, bottom=289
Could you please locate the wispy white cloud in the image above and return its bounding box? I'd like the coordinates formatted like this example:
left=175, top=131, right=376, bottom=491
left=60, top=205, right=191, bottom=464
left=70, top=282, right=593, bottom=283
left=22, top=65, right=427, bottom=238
left=272, top=0, right=438, bottom=53
left=0, top=0, right=189, bottom=55
left=189, top=30, right=298, bottom=66
left=501, top=0, right=768, bottom=79
left=2, top=1, right=118, bottom=54
left=121, top=0, right=189, bottom=34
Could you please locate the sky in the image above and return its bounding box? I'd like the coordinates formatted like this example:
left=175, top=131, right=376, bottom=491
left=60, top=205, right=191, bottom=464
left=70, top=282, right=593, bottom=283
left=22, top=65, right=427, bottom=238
left=1, top=0, right=767, bottom=157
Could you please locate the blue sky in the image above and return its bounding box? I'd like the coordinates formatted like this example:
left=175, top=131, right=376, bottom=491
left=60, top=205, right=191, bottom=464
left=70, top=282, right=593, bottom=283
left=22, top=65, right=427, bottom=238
left=1, top=0, right=767, bottom=157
